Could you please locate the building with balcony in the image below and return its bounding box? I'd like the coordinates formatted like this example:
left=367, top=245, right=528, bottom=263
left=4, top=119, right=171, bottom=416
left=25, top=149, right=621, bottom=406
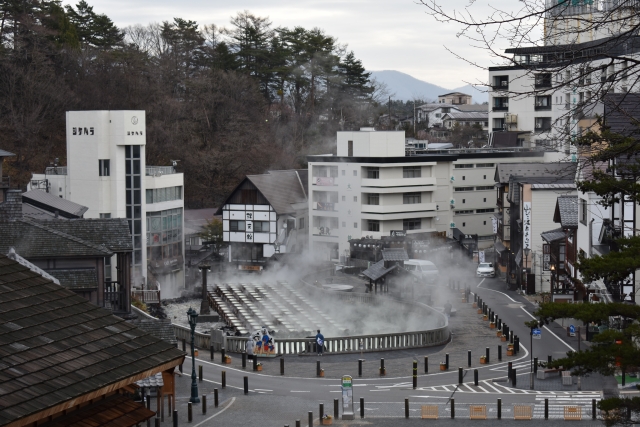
left=216, top=169, right=308, bottom=270
left=438, top=92, right=473, bottom=105
left=28, top=110, right=185, bottom=292
left=308, top=128, right=565, bottom=261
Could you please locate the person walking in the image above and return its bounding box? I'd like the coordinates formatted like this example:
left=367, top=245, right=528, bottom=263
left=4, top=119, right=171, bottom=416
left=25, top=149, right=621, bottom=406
left=315, top=329, right=325, bottom=356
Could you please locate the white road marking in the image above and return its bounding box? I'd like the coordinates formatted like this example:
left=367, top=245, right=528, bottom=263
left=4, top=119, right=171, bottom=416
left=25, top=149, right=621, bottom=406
left=192, top=397, right=236, bottom=427
left=519, top=306, right=575, bottom=351
left=290, top=390, right=310, bottom=393
left=253, top=389, right=272, bottom=391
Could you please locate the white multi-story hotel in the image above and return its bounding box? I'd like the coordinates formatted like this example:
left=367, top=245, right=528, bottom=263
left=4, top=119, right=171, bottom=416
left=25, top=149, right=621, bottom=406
left=29, top=110, right=185, bottom=290
left=307, top=128, right=563, bottom=261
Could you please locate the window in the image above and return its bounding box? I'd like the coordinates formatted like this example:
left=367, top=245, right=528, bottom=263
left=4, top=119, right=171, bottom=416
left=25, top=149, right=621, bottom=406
left=354, top=222, right=358, bottom=228
left=348, top=140, right=353, bottom=156
left=352, top=196, right=357, bottom=202
left=535, top=95, right=552, bottom=110
left=99, top=213, right=111, bottom=219
left=462, top=176, right=465, bottom=180
left=484, top=221, right=487, bottom=225
left=353, top=170, right=357, bottom=176
left=368, top=220, right=380, bottom=232
left=329, top=167, right=338, bottom=178
left=366, top=193, right=380, bottom=205
left=580, top=198, right=587, bottom=224
left=454, top=187, right=474, bottom=192
left=342, top=170, right=345, bottom=176
left=403, top=166, right=421, bottom=178
left=493, top=97, right=509, bottom=110
left=484, top=175, right=487, bottom=179
left=99, top=159, right=110, bottom=176
left=455, top=210, right=473, bottom=214
left=342, top=195, right=346, bottom=201
left=403, top=218, right=421, bottom=230
left=476, top=186, right=494, bottom=190
left=462, top=199, right=466, bottom=203
left=535, top=73, right=552, bottom=88
left=299, top=217, right=305, bottom=229
left=476, top=208, right=495, bottom=213
left=342, top=222, right=346, bottom=227
left=535, top=117, right=552, bottom=132
left=435, top=113, right=441, bottom=118
left=483, top=198, right=486, bottom=202
left=454, top=164, right=473, bottom=168
left=230, top=220, right=246, bottom=231
left=475, top=163, right=494, bottom=168
left=462, top=222, right=466, bottom=227
left=493, top=75, right=509, bottom=89
left=146, top=187, right=183, bottom=204
left=253, top=221, right=270, bottom=232
left=366, top=167, right=380, bottom=179
left=403, top=192, right=421, bottom=204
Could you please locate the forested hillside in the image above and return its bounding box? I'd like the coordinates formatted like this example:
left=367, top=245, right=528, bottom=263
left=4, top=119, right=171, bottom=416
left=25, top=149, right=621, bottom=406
left=0, top=1, right=383, bottom=206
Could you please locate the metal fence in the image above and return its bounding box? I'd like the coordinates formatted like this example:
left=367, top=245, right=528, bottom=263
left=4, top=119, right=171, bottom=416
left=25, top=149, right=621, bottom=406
left=145, top=166, right=175, bottom=176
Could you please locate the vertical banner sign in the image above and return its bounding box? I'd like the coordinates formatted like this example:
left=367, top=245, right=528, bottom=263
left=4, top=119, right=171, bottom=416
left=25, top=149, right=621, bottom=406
left=523, top=202, right=532, bottom=252
left=479, top=251, right=485, bottom=263
left=341, top=375, right=354, bottom=420
left=491, top=216, right=498, bottom=234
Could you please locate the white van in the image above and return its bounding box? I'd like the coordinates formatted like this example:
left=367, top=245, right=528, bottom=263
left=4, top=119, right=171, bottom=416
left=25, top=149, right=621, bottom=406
left=404, top=259, right=439, bottom=284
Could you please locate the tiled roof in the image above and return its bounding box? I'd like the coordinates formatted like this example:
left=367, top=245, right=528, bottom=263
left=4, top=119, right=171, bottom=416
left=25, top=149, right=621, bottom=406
left=381, top=248, right=409, bottom=261
left=554, top=195, right=579, bottom=228
left=541, top=228, right=566, bottom=243
left=362, top=260, right=397, bottom=281
left=442, top=112, right=488, bottom=121
left=246, top=170, right=308, bottom=215
left=456, top=104, right=489, bottom=112
left=136, top=372, right=164, bottom=388
left=22, top=203, right=58, bottom=220
left=43, top=395, right=155, bottom=427
left=0, top=255, right=185, bottom=426
left=0, top=149, right=15, bottom=157
left=0, top=219, right=113, bottom=258
left=47, top=269, right=98, bottom=289
left=495, top=162, right=577, bottom=184
left=37, top=218, right=133, bottom=252
left=22, top=190, right=88, bottom=218
left=128, top=319, right=177, bottom=345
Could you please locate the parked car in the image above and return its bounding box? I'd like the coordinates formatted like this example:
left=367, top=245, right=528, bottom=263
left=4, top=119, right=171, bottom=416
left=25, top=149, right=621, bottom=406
left=476, top=262, right=496, bottom=278
left=404, top=259, right=439, bottom=284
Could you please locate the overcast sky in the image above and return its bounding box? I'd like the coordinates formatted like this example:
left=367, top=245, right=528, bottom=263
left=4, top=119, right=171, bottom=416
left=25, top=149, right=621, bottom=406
left=63, top=0, right=519, bottom=89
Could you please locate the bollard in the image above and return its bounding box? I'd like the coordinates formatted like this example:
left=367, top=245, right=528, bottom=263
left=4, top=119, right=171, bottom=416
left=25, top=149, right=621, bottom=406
left=592, top=399, right=596, bottom=419
left=413, top=360, right=418, bottom=389
left=360, top=397, right=365, bottom=418
left=534, top=357, right=538, bottom=374
left=281, top=358, right=285, bottom=375
left=380, top=358, right=385, bottom=373
left=155, top=418, right=160, bottom=427
left=359, top=359, right=363, bottom=377
left=512, top=368, right=517, bottom=387
left=308, top=411, right=313, bottom=427
left=317, top=360, right=321, bottom=377
left=210, top=345, right=214, bottom=361
left=243, top=376, right=248, bottom=394
left=544, top=398, right=549, bottom=419
left=445, top=353, right=449, bottom=370
left=222, top=370, right=226, bottom=388
left=485, top=347, right=490, bottom=364
left=334, top=399, right=339, bottom=419
left=319, top=403, right=324, bottom=421
left=188, top=402, right=192, bottom=422
left=173, top=410, right=178, bottom=427
left=179, top=363, right=183, bottom=373
left=497, top=398, right=502, bottom=419
left=405, top=398, right=409, bottom=418
left=509, top=331, right=513, bottom=344
left=468, top=350, right=471, bottom=367
left=296, top=420, right=301, bottom=427
left=474, top=369, right=478, bottom=386
left=498, top=345, right=502, bottom=361
left=451, top=398, right=455, bottom=419
left=199, top=365, right=203, bottom=382
left=202, top=395, right=207, bottom=414
left=221, top=348, right=226, bottom=362
left=515, top=336, right=520, bottom=353
left=182, top=338, right=186, bottom=352
left=242, top=352, right=247, bottom=368
left=424, top=356, right=428, bottom=374
left=253, top=355, right=258, bottom=371
left=458, top=367, right=463, bottom=385
left=548, top=355, right=552, bottom=365
left=214, top=388, right=219, bottom=407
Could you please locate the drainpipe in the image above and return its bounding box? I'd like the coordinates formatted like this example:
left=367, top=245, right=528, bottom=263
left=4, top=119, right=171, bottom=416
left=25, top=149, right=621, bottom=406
left=589, top=218, right=595, bottom=257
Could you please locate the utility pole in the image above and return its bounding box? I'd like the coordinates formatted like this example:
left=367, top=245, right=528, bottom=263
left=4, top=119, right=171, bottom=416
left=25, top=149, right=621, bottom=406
left=388, top=96, right=391, bottom=129
left=413, top=100, right=416, bottom=136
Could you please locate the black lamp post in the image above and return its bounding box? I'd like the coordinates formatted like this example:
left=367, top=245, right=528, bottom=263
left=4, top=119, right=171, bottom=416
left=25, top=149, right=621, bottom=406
left=187, top=307, right=200, bottom=404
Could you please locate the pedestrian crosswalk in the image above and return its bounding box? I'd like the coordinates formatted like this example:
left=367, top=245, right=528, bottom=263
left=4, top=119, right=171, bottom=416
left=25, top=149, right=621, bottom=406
left=415, top=380, right=603, bottom=396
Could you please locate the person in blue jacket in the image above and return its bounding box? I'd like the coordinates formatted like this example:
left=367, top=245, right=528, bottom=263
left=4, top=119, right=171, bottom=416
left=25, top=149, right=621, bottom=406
left=315, top=329, right=325, bottom=356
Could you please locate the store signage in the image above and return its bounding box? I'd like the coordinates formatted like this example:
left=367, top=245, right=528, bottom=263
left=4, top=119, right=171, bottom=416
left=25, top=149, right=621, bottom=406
left=523, top=202, right=532, bottom=251
left=315, top=177, right=334, bottom=186
left=390, top=230, right=407, bottom=237
left=72, top=127, right=94, bottom=135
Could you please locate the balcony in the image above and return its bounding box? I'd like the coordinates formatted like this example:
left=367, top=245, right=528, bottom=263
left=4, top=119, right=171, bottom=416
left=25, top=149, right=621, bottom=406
left=535, top=82, right=552, bottom=89
left=535, top=125, right=552, bottom=132
left=492, top=82, right=509, bottom=91
left=535, top=104, right=551, bottom=111
left=361, top=177, right=437, bottom=188
left=492, top=106, right=508, bottom=112
left=361, top=202, right=437, bottom=214
left=45, top=166, right=67, bottom=175
left=146, top=166, right=176, bottom=176
left=312, top=202, right=338, bottom=212
left=312, top=176, right=337, bottom=186
left=492, top=127, right=505, bottom=132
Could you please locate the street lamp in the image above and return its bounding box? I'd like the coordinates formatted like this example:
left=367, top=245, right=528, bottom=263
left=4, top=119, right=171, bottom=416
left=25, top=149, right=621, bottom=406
left=550, top=264, right=556, bottom=294
left=187, top=307, right=200, bottom=404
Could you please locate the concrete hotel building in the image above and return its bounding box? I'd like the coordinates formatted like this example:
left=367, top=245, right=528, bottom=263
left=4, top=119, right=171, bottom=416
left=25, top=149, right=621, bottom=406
left=307, top=128, right=562, bottom=261
left=29, top=111, right=185, bottom=290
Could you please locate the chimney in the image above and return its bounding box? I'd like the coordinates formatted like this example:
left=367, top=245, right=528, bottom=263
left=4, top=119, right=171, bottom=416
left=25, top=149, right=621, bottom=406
left=0, top=190, right=22, bottom=221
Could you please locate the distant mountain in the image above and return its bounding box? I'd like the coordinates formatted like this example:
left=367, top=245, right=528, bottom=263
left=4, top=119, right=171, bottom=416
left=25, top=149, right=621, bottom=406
left=370, top=70, right=488, bottom=104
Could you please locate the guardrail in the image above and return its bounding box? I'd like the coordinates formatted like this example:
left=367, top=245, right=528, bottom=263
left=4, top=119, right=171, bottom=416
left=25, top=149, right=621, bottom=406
left=146, top=166, right=176, bottom=176
left=131, top=290, right=161, bottom=304
left=174, top=323, right=211, bottom=349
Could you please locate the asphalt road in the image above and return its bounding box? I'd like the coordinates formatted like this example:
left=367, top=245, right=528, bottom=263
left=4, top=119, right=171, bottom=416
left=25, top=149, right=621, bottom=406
left=169, top=275, right=603, bottom=427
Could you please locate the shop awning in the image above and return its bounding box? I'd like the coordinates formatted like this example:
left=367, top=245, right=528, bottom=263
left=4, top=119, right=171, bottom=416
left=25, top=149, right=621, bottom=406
left=494, top=240, right=507, bottom=253
left=45, top=395, right=155, bottom=427
left=541, top=228, right=566, bottom=243
left=363, top=260, right=397, bottom=281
